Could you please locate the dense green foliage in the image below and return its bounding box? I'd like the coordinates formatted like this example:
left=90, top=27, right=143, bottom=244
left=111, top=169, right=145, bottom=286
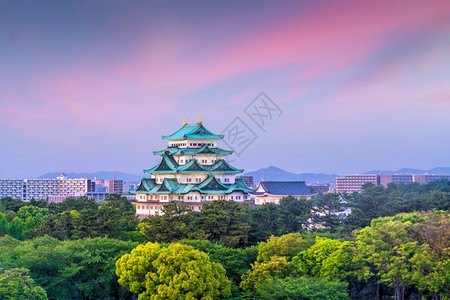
left=0, top=267, right=48, bottom=300
left=0, top=180, right=448, bottom=299
left=116, top=242, right=231, bottom=299
left=256, top=276, right=349, bottom=300
left=0, top=236, right=137, bottom=299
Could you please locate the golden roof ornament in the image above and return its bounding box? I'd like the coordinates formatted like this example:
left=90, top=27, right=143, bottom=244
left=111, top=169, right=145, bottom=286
left=198, top=117, right=203, bottom=124
left=183, top=119, right=186, bottom=126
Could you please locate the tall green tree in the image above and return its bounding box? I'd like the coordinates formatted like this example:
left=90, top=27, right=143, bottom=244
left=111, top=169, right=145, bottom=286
left=139, top=203, right=203, bottom=243
left=23, top=216, right=37, bottom=239
left=198, top=200, right=251, bottom=248
left=278, top=196, right=313, bottom=234
left=8, top=217, right=24, bottom=240
left=180, top=239, right=258, bottom=285
left=248, top=203, right=282, bottom=244
left=0, top=268, right=48, bottom=300
left=116, top=242, right=231, bottom=299
left=0, top=213, right=8, bottom=236
left=16, top=205, right=49, bottom=227
left=72, top=208, right=99, bottom=239
left=313, top=193, right=347, bottom=233
left=355, top=214, right=421, bottom=300
left=257, top=233, right=308, bottom=262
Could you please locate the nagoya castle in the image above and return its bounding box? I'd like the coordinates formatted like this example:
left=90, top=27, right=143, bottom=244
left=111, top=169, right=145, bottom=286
left=132, top=119, right=253, bottom=217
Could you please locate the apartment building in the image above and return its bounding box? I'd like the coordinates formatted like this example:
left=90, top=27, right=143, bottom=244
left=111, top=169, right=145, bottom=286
left=337, top=173, right=450, bottom=193
left=335, top=175, right=379, bottom=193
left=105, top=179, right=123, bottom=194
left=23, top=179, right=60, bottom=201
left=0, top=179, right=24, bottom=200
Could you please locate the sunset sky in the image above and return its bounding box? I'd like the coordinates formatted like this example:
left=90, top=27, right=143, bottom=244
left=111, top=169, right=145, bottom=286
left=1, top=0, right=450, bottom=178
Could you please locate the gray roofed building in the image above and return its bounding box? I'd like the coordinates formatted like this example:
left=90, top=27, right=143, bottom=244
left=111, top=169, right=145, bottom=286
left=250, top=181, right=317, bottom=205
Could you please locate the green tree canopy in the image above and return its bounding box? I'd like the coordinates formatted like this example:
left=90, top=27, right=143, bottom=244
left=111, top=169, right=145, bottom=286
left=257, top=233, right=308, bottom=263
left=0, top=213, right=8, bottom=236
left=198, top=200, right=251, bottom=248
left=116, top=242, right=231, bottom=299
left=0, top=268, right=48, bottom=300
left=16, top=205, right=49, bottom=227
left=8, top=217, right=24, bottom=240
left=256, top=276, right=349, bottom=300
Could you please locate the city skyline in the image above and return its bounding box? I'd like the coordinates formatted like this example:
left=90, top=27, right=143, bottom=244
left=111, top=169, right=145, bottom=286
left=1, top=0, right=450, bottom=178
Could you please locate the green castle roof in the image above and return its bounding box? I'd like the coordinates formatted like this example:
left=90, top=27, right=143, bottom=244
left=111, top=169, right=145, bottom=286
left=144, top=154, right=243, bottom=175
left=132, top=175, right=253, bottom=195
left=153, top=144, right=233, bottom=156
left=161, top=123, right=224, bottom=140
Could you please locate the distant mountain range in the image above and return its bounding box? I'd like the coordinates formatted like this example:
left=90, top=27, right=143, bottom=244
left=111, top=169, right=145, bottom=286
left=244, top=166, right=340, bottom=184
left=244, top=166, right=450, bottom=185
left=38, top=166, right=450, bottom=185
left=38, top=171, right=144, bottom=183
left=363, top=167, right=450, bottom=175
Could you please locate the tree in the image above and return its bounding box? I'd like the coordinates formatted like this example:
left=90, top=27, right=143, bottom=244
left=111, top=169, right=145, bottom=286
left=410, top=211, right=449, bottom=299
left=23, top=216, right=37, bottom=239
left=256, top=276, right=349, bottom=300
left=0, top=197, right=26, bottom=213
left=0, top=236, right=138, bottom=300
left=97, top=194, right=140, bottom=240
left=278, top=196, right=313, bottom=234
left=248, top=203, right=281, bottom=244
left=139, top=203, right=203, bottom=243
left=347, top=183, right=390, bottom=229
left=49, top=196, right=98, bottom=214
left=198, top=200, right=251, bottom=248
left=355, top=215, right=421, bottom=300
left=116, top=242, right=231, bottom=299
left=240, top=256, right=302, bottom=293
left=8, top=217, right=24, bottom=240
left=313, top=193, right=347, bottom=233
left=72, top=208, right=99, bottom=239
left=257, top=233, right=308, bottom=262
left=16, top=205, right=49, bottom=227
left=0, top=213, right=8, bottom=236
left=0, top=268, right=48, bottom=300
left=180, top=239, right=258, bottom=285
left=61, top=237, right=138, bottom=299
left=240, top=233, right=308, bottom=293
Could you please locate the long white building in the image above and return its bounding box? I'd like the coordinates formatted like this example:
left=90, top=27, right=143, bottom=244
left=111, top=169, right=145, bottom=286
left=0, top=175, right=94, bottom=201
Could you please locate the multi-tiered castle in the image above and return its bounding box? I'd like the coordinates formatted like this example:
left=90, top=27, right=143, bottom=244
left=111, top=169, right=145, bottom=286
left=132, top=119, right=253, bottom=217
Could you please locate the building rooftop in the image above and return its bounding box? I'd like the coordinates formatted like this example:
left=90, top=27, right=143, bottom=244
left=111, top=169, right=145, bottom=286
left=161, top=121, right=224, bottom=141
left=251, top=181, right=314, bottom=196
left=144, top=154, right=243, bottom=174
left=131, top=175, right=253, bottom=195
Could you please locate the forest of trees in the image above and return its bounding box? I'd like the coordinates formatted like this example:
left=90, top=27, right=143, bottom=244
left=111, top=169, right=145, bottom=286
left=0, top=180, right=449, bottom=299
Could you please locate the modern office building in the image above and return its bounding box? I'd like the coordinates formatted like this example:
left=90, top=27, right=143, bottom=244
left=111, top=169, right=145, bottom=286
left=57, top=174, right=93, bottom=197
left=107, top=179, right=124, bottom=194
left=335, top=174, right=379, bottom=193
left=0, top=179, right=24, bottom=200
left=251, top=181, right=317, bottom=205
left=23, top=178, right=60, bottom=201
left=337, top=173, right=450, bottom=192
left=379, top=174, right=413, bottom=187
left=1, top=175, right=96, bottom=201
left=132, top=119, right=253, bottom=217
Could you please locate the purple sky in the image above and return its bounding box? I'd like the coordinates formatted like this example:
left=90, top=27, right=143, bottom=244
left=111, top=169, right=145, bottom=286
left=1, top=0, right=450, bottom=178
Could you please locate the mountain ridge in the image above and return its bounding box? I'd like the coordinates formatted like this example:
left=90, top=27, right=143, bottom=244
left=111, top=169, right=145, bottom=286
left=36, top=166, right=450, bottom=185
